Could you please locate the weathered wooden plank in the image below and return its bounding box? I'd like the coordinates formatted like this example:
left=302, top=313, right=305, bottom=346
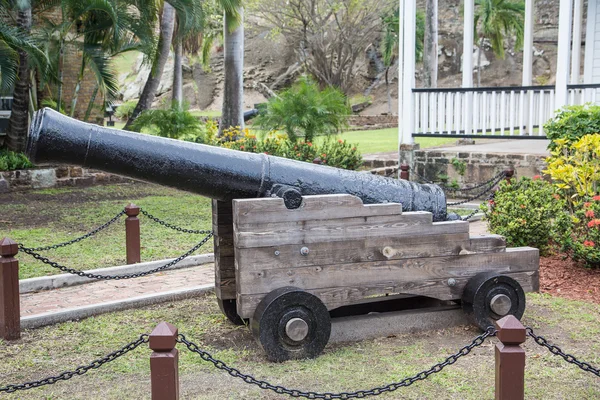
left=235, top=217, right=467, bottom=249
left=237, top=270, right=538, bottom=319
left=467, top=235, right=507, bottom=254
left=213, top=200, right=236, bottom=300
left=233, top=195, right=404, bottom=224
left=237, top=247, right=539, bottom=296
left=235, top=233, right=472, bottom=271
left=235, top=210, right=432, bottom=233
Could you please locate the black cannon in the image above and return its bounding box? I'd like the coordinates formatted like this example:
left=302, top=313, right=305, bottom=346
left=27, top=108, right=447, bottom=220
left=26, top=109, right=539, bottom=362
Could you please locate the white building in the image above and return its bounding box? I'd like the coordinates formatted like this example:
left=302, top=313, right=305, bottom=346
left=399, top=0, right=599, bottom=144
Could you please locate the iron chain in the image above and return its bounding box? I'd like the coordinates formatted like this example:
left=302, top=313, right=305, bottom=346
left=18, top=232, right=213, bottom=280
left=140, top=209, right=212, bottom=235
left=446, top=173, right=506, bottom=207
left=177, top=328, right=496, bottom=399
left=19, top=209, right=127, bottom=252
left=410, top=167, right=506, bottom=193
left=526, top=327, right=600, bottom=378
left=0, top=334, right=149, bottom=393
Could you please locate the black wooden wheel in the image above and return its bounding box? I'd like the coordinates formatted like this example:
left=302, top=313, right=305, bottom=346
left=218, top=298, right=247, bottom=326
left=251, top=287, right=331, bottom=362
left=462, top=272, right=526, bottom=331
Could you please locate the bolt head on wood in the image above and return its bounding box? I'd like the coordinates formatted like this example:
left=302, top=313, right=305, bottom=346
left=150, top=322, right=178, bottom=351
left=495, top=315, right=526, bottom=345
left=125, top=203, right=140, bottom=217
left=0, top=238, right=18, bottom=257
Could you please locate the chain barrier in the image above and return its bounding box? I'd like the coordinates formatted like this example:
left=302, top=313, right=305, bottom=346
left=526, top=327, right=600, bottom=378
left=410, top=167, right=506, bottom=193
left=177, top=328, right=496, bottom=399
left=446, top=173, right=506, bottom=207
left=20, top=209, right=127, bottom=252
left=0, top=334, right=149, bottom=393
left=140, top=209, right=213, bottom=235
left=18, top=232, right=213, bottom=280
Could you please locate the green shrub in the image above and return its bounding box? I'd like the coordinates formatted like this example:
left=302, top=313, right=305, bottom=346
left=569, top=197, right=600, bottom=267
left=544, top=104, right=600, bottom=151
left=254, top=75, right=351, bottom=143
left=544, top=134, right=600, bottom=209
left=214, top=129, right=362, bottom=170
left=480, top=177, right=564, bottom=253
left=114, top=100, right=137, bottom=120
left=555, top=197, right=600, bottom=268
left=0, top=150, right=34, bottom=171
left=319, top=139, right=363, bottom=170
left=130, top=103, right=205, bottom=142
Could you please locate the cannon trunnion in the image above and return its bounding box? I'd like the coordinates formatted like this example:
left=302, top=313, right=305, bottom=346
left=26, top=109, right=540, bottom=362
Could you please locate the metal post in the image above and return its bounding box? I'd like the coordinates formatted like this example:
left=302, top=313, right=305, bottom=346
left=125, top=203, right=141, bottom=264
left=0, top=238, right=20, bottom=340
left=150, top=322, right=179, bottom=400
left=400, top=163, right=410, bottom=181
left=495, top=315, right=526, bottom=400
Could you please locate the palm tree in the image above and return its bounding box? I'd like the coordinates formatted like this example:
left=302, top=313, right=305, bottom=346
left=171, top=0, right=205, bottom=108
left=1, top=0, right=49, bottom=152
left=220, top=3, right=243, bottom=134
left=474, top=0, right=525, bottom=87
left=124, top=2, right=176, bottom=130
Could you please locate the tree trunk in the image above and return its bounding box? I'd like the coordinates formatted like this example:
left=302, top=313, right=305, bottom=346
left=477, top=37, right=484, bottom=87
left=70, top=60, right=86, bottom=117
left=220, top=7, right=245, bottom=135
left=172, top=39, right=183, bottom=108
left=83, top=84, right=99, bottom=122
left=423, top=0, right=438, bottom=88
left=385, top=68, right=392, bottom=115
left=6, top=7, right=32, bottom=152
left=56, top=40, right=65, bottom=113
left=124, top=3, right=176, bottom=130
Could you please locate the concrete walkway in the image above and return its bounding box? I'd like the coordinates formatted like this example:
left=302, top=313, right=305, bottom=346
left=21, top=264, right=214, bottom=316
left=20, top=222, right=491, bottom=321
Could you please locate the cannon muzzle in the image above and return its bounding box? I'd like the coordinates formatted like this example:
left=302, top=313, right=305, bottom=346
left=26, top=109, right=447, bottom=220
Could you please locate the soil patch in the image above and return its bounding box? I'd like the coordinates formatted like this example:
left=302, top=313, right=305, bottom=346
left=540, top=255, right=600, bottom=304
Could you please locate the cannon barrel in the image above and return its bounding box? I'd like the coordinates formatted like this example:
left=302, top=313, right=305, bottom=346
left=26, top=109, right=447, bottom=220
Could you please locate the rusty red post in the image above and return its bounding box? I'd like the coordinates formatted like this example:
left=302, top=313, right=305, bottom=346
left=400, top=163, right=410, bottom=181
left=150, top=322, right=179, bottom=400
left=495, top=315, right=526, bottom=400
left=504, top=168, right=515, bottom=184
left=125, top=203, right=141, bottom=264
left=0, top=238, right=20, bottom=340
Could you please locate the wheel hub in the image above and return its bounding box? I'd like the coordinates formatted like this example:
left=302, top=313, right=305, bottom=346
left=285, top=318, right=309, bottom=342
left=490, top=294, right=512, bottom=316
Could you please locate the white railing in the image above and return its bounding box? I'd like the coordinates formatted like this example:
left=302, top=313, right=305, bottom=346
left=412, top=83, right=600, bottom=138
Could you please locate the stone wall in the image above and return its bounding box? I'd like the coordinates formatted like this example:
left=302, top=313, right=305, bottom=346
left=39, top=8, right=104, bottom=121
left=0, top=167, right=134, bottom=193
left=347, top=115, right=398, bottom=130
left=412, top=149, right=548, bottom=188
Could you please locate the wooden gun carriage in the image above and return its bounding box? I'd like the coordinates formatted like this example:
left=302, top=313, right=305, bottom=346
left=27, top=109, right=540, bottom=362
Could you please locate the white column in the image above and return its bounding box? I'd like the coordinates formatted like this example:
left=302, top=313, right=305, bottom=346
left=571, top=0, right=583, bottom=84
left=398, top=0, right=404, bottom=139
left=584, top=0, right=597, bottom=84
left=462, top=0, right=474, bottom=87
left=463, top=0, right=474, bottom=135
left=555, top=0, right=574, bottom=108
left=522, top=0, right=534, bottom=85
left=400, top=0, right=416, bottom=145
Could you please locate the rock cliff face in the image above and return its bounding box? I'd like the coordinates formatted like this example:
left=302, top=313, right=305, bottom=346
left=119, top=0, right=567, bottom=115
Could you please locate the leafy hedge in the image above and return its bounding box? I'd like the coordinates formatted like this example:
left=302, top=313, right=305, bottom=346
left=0, top=150, right=33, bottom=171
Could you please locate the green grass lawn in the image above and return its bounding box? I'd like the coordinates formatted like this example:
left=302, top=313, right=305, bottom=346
left=2, top=184, right=213, bottom=279
left=0, top=292, right=598, bottom=399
